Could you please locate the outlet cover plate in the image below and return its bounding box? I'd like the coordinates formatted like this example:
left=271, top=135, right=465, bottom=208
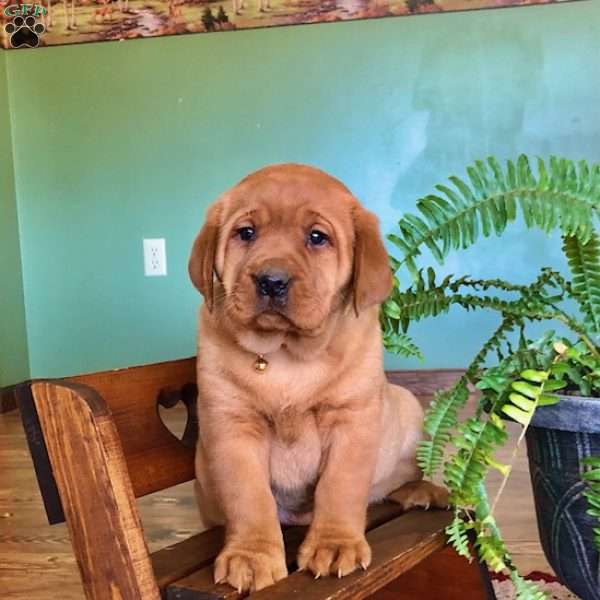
left=143, top=238, right=167, bottom=276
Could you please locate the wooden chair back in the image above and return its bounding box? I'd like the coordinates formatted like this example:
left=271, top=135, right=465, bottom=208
left=17, top=357, right=198, bottom=526
left=70, top=356, right=198, bottom=497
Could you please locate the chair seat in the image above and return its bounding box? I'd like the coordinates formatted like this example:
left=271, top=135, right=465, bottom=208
left=162, top=508, right=452, bottom=600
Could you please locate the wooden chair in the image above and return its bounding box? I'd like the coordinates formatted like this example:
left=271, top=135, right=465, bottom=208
left=16, top=358, right=495, bottom=600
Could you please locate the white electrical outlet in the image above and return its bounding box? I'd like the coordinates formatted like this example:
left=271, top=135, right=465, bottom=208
left=143, top=238, right=167, bottom=276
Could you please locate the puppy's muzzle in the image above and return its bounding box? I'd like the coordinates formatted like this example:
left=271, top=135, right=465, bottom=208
left=254, top=269, right=290, bottom=303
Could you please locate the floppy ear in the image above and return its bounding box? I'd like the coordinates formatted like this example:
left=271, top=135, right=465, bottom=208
left=188, top=203, right=221, bottom=312
left=352, top=206, right=393, bottom=315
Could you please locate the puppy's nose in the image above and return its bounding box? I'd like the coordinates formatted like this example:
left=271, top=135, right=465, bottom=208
left=255, top=270, right=290, bottom=299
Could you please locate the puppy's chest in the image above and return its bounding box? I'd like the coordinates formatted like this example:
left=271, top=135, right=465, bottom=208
left=268, top=405, right=323, bottom=504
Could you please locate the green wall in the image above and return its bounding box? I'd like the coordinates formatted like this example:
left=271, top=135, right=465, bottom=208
left=0, top=53, right=29, bottom=386
left=4, top=0, right=600, bottom=378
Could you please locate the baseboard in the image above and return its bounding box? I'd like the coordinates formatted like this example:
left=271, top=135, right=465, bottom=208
left=0, top=384, right=18, bottom=413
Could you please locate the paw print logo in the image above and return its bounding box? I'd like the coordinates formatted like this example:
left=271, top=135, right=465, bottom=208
left=4, top=16, right=45, bottom=48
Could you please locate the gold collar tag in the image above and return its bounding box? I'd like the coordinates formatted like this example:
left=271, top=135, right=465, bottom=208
left=254, top=355, right=268, bottom=372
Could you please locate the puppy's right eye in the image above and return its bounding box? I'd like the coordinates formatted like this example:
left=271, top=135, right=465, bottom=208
left=236, top=226, right=256, bottom=242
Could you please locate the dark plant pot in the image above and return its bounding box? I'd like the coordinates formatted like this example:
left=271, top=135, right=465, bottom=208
left=526, top=395, right=600, bottom=600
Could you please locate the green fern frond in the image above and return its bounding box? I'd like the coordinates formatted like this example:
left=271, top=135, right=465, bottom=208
left=475, top=533, right=509, bottom=572
left=385, top=269, right=560, bottom=333
left=494, top=369, right=552, bottom=425
left=445, top=512, right=473, bottom=560
left=417, top=311, right=544, bottom=478
left=467, top=317, right=519, bottom=378
left=417, top=377, right=470, bottom=476
left=380, top=299, right=424, bottom=359
left=563, top=232, right=600, bottom=333
left=385, top=273, right=454, bottom=328
left=389, top=155, right=600, bottom=279
left=454, top=293, right=556, bottom=320
left=467, top=492, right=546, bottom=597
left=471, top=489, right=546, bottom=596
left=444, top=417, right=508, bottom=506
left=447, top=276, right=532, bottom=294
left=382, top=330, right=424, bottom=360
left=528, top=268, right=571, bottom=304
left=510, top=571, right=548, bottom=600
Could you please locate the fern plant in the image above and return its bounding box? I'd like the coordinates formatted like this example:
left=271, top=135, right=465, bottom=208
left=381, top=155, right=600, bottom=599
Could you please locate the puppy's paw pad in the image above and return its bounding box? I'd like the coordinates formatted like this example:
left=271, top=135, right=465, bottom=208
left=388, top=481, right=450, bottom=511
left=214, top=543, right=287, bottom=592
left=298, top=531, right=371, bottom=578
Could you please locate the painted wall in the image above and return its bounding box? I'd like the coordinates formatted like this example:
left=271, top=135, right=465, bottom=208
left=5, top=0, right=600, bottom=378
left=0, top=53, right=29, bottom=386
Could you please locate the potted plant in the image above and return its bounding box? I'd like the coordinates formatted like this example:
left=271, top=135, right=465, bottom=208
left=381, top=155, right=600, bottom=599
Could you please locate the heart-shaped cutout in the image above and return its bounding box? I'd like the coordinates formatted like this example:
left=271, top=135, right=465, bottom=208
left=157, top=383, right=198, bottom=449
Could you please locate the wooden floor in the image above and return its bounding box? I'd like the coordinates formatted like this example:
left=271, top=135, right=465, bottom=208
left=0, top=396, right=552, bottom=599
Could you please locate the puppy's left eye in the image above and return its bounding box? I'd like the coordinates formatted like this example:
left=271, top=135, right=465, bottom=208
left=236, top=226, right=256, bottom=242
left=308, top=230, right=329, bottom=247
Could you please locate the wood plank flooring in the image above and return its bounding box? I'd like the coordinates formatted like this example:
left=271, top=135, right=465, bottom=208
left=0, top=395, right=551, bottom=599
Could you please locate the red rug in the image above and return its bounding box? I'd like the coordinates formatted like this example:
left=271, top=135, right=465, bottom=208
left=492, top=571, right=580, bottom=599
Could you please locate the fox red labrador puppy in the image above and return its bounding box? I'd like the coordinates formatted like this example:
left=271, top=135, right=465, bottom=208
left=188, top=164, right=447, bottom=592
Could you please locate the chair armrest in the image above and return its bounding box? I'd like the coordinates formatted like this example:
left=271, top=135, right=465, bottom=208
left=32, top=380, right=160, bottom=600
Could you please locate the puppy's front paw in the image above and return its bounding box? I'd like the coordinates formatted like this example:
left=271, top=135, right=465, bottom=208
left=388, top=480, right=450, bottom=511
left=298, top=528, right=371, bottom=578
left=214, top=540, right=287, bottom=592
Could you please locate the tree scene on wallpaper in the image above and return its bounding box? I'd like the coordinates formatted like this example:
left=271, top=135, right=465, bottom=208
left=1, top=0, right=575, bottom=47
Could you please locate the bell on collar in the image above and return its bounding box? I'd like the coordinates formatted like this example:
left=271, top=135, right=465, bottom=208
left=254, top=355, right=268, bottom=372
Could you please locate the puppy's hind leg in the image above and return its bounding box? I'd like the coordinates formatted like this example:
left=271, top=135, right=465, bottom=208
left=387, top=480, right=450, bottom=511
left=374, top=383, right=449, bottom=511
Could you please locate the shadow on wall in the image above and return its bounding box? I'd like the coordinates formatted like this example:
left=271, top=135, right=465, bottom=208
left=394, top=23, right=548, bottom=282
left=395, top=22, right=544, bottom=209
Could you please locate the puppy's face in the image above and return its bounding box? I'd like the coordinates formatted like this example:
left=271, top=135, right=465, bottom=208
left=189, top=164, right=391, bottom=340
